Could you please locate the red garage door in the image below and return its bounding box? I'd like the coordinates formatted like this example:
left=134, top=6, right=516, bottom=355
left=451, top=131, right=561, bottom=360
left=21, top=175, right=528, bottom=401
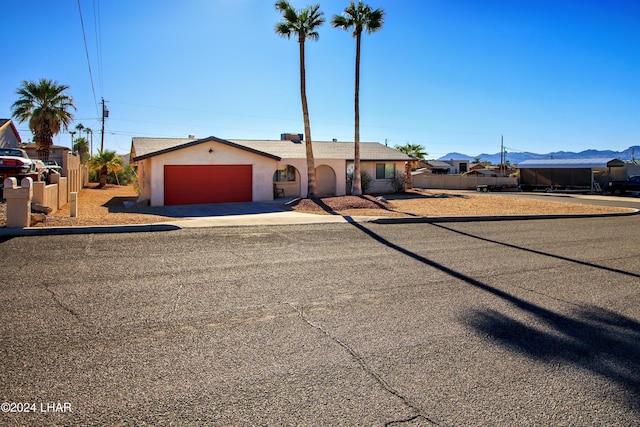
left=164, top=165, right=252, bottom=205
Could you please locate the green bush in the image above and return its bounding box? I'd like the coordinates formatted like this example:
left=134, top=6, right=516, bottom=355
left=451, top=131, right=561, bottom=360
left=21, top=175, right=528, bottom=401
left=88, top=165, right=137, bottom=186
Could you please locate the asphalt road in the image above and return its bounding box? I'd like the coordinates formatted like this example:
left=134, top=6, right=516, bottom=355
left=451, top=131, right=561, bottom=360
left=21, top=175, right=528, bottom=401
left=1, top=216, right=639, bottom=426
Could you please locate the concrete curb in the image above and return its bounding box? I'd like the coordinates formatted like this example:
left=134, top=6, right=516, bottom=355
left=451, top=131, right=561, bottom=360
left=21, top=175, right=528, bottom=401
left=0, top=223, right=182, bottom=237
left=370, top=209, right=640, bottom=224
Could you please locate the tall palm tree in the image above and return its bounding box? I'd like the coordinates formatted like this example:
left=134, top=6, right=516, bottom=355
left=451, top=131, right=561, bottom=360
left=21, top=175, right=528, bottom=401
left=275, top=0, right=325, bottom=198
left=84, top=127, right=93, bottom=156
left=11, top=78, right=76, bottom=160
left=88, top=149, right=123, bottom=187
left=332, top=1, right=384, bottom=196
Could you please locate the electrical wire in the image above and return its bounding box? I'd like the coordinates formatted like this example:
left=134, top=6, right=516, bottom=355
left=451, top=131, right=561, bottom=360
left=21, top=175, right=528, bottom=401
left=77, top=0, right=99, bottom=116
left=93, top=0, right=104, bottom=94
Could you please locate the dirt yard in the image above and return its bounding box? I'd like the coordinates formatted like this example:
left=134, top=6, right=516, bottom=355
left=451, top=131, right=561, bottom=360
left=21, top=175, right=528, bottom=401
left=0, top=184, right=633, bottom=228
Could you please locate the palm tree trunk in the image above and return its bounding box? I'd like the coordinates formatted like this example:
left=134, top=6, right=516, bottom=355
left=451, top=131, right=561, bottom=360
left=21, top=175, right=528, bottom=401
left=99, top=165, right=107, bottom=188
left=352, top=32, right=363, bottom=196
left=299, top=35, right=317, bottom=198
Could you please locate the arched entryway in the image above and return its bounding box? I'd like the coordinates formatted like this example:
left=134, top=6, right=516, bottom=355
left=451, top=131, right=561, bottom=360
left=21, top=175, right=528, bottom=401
left=273, top=164, right=301, bottom=198
left=315, top=164, right=336, bottom=197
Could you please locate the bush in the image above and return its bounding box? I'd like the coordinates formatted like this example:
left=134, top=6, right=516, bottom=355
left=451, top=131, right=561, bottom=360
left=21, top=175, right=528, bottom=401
left=88, top=165, right=137, bottom=186
left=346, top=169, right=373, bottom=194
left=391, top=170, right=407, bottom=193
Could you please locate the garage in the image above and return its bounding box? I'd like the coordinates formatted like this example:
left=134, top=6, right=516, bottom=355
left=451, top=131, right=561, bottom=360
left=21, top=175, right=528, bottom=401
left=164, top=164, right=252, bottom=205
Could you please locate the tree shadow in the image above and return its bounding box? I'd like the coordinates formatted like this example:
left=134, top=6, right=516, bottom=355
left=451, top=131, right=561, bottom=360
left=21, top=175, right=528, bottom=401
left=464, top=305, right=640, bottom=410
left=432, top=223, right=640, bottom=279
left=349, top=221, right=640, bottom=412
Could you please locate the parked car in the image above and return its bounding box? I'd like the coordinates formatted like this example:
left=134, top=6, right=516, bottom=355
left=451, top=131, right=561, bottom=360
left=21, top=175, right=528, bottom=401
left=43, top=160, right=62, bottom=173
left=0, top=148, right=37, bottom=186
left=608, top=175, right=640, bottom=195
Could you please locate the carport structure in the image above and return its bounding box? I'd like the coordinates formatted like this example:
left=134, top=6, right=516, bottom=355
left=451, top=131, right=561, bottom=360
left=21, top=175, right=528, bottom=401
left=518, top=158, right=626, bottom=192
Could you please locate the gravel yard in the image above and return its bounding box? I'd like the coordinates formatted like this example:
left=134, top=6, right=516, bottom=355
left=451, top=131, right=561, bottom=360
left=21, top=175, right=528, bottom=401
left=0, top=184, right=633, bottom=228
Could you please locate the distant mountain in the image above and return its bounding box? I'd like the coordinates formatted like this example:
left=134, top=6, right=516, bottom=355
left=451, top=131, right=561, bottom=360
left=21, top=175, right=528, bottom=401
left=438, top=146, right=640, bottom=164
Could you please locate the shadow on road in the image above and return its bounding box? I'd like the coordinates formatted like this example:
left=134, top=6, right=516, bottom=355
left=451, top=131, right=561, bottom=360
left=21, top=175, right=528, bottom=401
left=432, top=223, right=640, bottom=279
left=349, top=221, right=640, bottom=412
left=103, top=197, right=288, bottom=218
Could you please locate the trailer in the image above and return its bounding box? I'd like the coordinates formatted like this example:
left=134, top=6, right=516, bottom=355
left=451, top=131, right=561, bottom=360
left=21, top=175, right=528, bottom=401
left=475, top=184, right=518, bottom=192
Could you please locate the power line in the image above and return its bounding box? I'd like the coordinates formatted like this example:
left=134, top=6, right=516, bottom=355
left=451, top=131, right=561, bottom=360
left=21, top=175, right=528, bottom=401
left=77, top=0, right=99, bottom=116
left=93, top=0, right=104, bottom=94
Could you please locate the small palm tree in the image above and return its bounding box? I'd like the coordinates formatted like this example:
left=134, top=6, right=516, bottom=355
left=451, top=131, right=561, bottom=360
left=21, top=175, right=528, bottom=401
left=396, top=143, right=427, bottom=169
left=88, top=150, right=124, bottom=187
left=396, top=143, right=428, bottom=159
left=11, top=78, right=76, bottom=160
left=332, top=1, right=384, bottom=196
left=73, top=137, right=90, bottom=164
left=275, top=0, right=325, bottom=198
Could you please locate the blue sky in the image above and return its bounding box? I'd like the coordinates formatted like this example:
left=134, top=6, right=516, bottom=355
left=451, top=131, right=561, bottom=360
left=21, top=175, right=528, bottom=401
left=2, top=0, right=638, bottom=159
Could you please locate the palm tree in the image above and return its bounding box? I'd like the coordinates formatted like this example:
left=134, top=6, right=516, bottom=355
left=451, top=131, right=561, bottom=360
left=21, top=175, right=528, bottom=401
left=396, top=143, right=427, bottom=169
left=395, top=143, right=428, bottom=160
left=88, top=149, right=124, bottom=187
left=84, top=128, right=93, bottom=156
left=11, top=78, right=76, bottom=160
left=332, top=1, right=384, bottom=196
left=275, top=0, right=325, bottom=198
left=73, top=137, right=90, bottom=164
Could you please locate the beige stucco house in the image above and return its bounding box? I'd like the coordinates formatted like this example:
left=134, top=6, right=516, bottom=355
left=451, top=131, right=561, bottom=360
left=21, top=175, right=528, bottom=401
left=130, top=134, right=412, bottom=206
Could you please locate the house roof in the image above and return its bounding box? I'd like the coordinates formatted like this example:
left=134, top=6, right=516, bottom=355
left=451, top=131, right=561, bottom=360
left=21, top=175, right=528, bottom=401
left=518, top=158, right=625, bottom=169
left=21, top=143, right=70, bottom=151
left=131, top=136, right=281, bottom=161
left=425, top=160, right=453, bottom=169
left=131, top=136, right=412, bottom=162
left=228, top=139, right=412, bottom=161
left=0, top=119, right=22, bottom=143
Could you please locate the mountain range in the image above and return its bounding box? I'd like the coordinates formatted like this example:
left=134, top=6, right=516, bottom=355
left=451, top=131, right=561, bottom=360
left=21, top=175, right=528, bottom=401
left=438, top=146, right=640, bottom=164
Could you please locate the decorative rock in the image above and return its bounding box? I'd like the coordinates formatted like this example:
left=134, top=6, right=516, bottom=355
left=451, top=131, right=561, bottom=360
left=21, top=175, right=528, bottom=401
left=31, top=202, right=53, bottom=214
left=30, top=213, right=47, bottom=226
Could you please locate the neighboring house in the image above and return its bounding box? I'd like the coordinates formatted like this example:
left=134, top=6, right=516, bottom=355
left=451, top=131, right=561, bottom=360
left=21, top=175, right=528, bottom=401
left=22, top=143, right=71, bottom=166
left=0, top=119, right=22, bottom=149
left=424, top=159, right=469, bottom=174
left=130, top=134, right=412, bottom=206
left=465, top=169, right=500, bottom=177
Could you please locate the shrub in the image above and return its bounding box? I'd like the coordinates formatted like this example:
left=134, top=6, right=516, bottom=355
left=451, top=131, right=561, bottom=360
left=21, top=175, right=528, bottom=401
left=391, top=170, right=407, bottom=193
left=88, top=164, right=137, bottom=186
left=346, top=169, right=373, bottom=194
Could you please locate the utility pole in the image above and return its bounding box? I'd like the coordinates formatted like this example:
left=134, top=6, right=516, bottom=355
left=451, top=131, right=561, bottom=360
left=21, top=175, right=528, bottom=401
left=101, top=98, right=109, bottom=153
left=70, top=131, right=76, bottom=154
left=500, top=134, right=504, bottom=174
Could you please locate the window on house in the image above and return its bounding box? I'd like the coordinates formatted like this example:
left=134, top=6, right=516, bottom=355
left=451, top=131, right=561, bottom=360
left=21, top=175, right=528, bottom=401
left=273, top=165, right=297, bottom=182
left=376, top=163, right=395, bottom=179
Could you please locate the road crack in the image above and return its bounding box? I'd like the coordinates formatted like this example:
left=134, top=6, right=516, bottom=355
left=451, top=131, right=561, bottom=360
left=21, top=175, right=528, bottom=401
left=285, top=302, right=439, bottom=425
left=172, top=284, right=183, bottom=313
left=44, top=282, right=84, bottom=326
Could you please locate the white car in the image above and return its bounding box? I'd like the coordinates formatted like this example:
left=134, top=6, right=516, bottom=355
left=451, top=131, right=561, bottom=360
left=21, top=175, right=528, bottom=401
left=0, top=148, right=37, bottom=179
